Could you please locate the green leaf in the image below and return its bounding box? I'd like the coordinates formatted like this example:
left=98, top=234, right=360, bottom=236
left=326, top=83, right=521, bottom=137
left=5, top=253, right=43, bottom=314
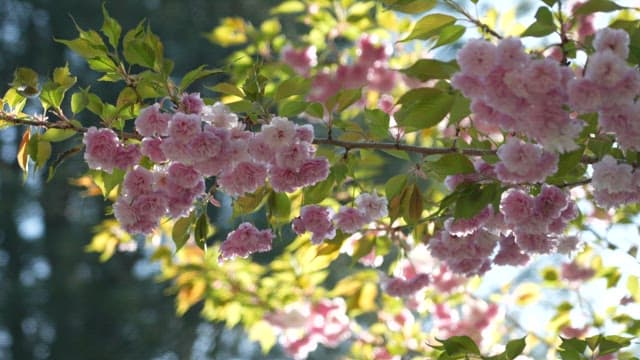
left=55, top=38, right=105, bottom=59
left=101, top=4, right=122, bottom=48
left=351, top=235, right=376, bottom=264
left=573, top=0, right=625, bottom=15
left=454, top=183, right=501, bottom=219
left=394, top=87, right=454, bottom=131
left=555, top=147, right=584, bottom=177
left=52, top=65, right=77, bottom=88
left=542, top=0, right=558, bottom=5
left=40, top=82, right=65, bottom=110
left=598, top=335, right=631, bottom=355
left=87, top=56, right=119, bottom=72
left=425, top=153, right=475, bottom=177
left=330, top=88, right=362, bottom=112
left=172, top=214, right=194, bottom=251
left=401, top=183, right=423, bottom=224
left=385, top=174, right=408, bottom=200
left=364, top=109, right=390, bottom=140
left=47, top=146, right=81, bottom=182
left=278, top=100, right=308, bottom=117
left=438, top=335, right=481, bottom=355
left=399, top=14, right=456, bottom=42
left=233, top=186, right=271, bottom=218
left=208, top=82, right=245, bottom=98
left=116, top=86, right=138, bottom=108
left=401, top=59, right=459, bottom=82
left=194, top=213, right=209, bottom=250
left=268, top=191, right=291, bottom=224
left=71, top=89, right=89, bottom=114
left=560, top=337, right=588, bottom=353
left=432, top=24, right=466, bottom=49
left=275, top=77, right=311, bottom=101
left=11, top=67, right=39, bottom=97
left=303, top=174, right=335, bottom=204
left=179, top=65, right=222, bottom=91
left=382, top=0, right=437, bottom=14
left=270, top=0, right=305, bottom=14
left=521, top=6, right=556, bottom=37
left=89, top=169, right=125, bottom=197
left=41, top=128, right=77, bottom=142
left=505, top=337, right=527, bottom=358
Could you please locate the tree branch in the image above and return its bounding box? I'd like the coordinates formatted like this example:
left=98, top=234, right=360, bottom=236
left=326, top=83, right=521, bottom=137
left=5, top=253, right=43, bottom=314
left=313, top=137, right=496, bottom=157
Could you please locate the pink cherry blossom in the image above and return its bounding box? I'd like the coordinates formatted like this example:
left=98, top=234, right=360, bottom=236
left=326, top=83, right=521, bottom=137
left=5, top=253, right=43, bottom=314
left=281, top=45, right=317, bottom=76
left=354, top=192, right=388, bottom=221
left=593, top=28, right=630, bottom=59
left=334, top=206, right=368, bottom=234
left=179, top=92, right=204, bottom=114
left=292, top=205, right=336, bottom=244
left=134, top=103, right=170, bottom=137
left=83, top=127, right=120, bottom=172
left=219, top=222, right=274, bottom=261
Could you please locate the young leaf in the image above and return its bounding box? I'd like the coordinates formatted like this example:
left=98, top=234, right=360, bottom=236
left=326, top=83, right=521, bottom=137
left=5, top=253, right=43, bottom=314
left=401, top=59, right=459, bottom=82
left=573, top=0, right=625, bottom=15
left=172, top=214, right=194, bottom=251
left=101, top=4, right=122, bottom=49
left=399, top=14, right=456, bottom=42
left=521, top=6, right=556, bottom=37
left=382, top=0, right=437, bottom=15
left=179, top=65, right=222, bottom=91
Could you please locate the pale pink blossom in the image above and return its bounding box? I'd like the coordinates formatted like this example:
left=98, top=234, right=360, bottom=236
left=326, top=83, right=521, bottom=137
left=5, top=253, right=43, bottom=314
left=308, top=71, right=340, bottom=103
left=281, top=45, right=317, bottom=76
left=561, top=261, right=595, bottom=282
left=122, top=166, right=154, bottom=197
left=83, top=127, right=120, bottom=172
left=334, top=206, right=368, bottom=234
left=298, top=157, right=330, bottom=186
left=456, top=39, right=498, bottom=77
left=167, top=163, right=202, bottom=189
left=261, top=116, right=297, bottom=149
left=357, top=35, right=389, bottom=66
left=585, top=51, right=628, bottom=87
left=270, top=166, right=301, bottom=193
left=219, top=222, right=274, bottom=261
left=141, top=137, right=167, bottom=163
left=355, top=192, right=388, bottom=221
left=114, top=143, right=141, bottom=170
left=202, top=102, right=238, bottom=129
left=217, top=162, right=268, bottom=197
left=500, top=189, right=535, bottom=226
left=593, top=28, right=630, bottom=59
left=292, top=205, right=336, bottom=244
left=567, top=78, right=602, bottom=113
left=167, top=112, right=201, bottom=142
left=275, top=142, right=314, bottom=170
left=134, top=103, right=170, bottom=137
left=179, top=92, right=204, bottom=114
left=496, top=37, right=527, bottom=69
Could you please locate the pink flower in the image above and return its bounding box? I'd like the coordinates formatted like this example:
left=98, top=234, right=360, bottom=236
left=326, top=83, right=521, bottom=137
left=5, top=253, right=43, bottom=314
left=217, top=162, right=268, bottom=197
left=114, top=143, right=141, bottom=170
left=189, top=129, right=223, bottom=162
left=179, top=92, right=204, bottom=114
left=261, top=116, right=297, bottom=149
left=500, top=189, right=535, bottom=226
left=355, top=192, right=388, bottom=222
left=219, top=222, right=274, bottom=261
left=533, top=185, right=568, bottom=219
left=515, top=232, right=557, bottom=254
left=141, top=137, right=167, bottom=163
left=592, top=155, right=633, bottom=193
left=334, top=206, right=367, bottom=234
left=307, top=71, right=340, bottom=103
left=275, top=142, right=313, bottom=170
left=493, top=235, right=530, bottom=266
left=298, top=157, right=330, bottom=186
left=567, top=78, right=602, bottom=113
left=135, top=103, right=170, bottom=137
left=132, top=192, right=168, bottom=220
left=202, top=102, right=238, bottom=129
left=270, top=166, right=302, bottom=193
left=122, top=166, right=154, bottom=197
left=281, top=45, right=317, bottom=76
left=585, top=51, right=628, bottom=87
left=336, top=64, right=368, bottom=89
left=167, top=163, right=202, bottom=189
left=167, top=112, right=201, bottom=142
left=357, top=35, right=389, bottom=66
left=295, top=124, right=314, bottom=143
left=561, top=261, right=595, bottom=282
left=367, top=65, right=398, bottom=93
left=451, top=73, right=485, bottom=98
left=292, top=205, right=336, bottom=244
left=523, top=58, right=562, bottom=95
left=496, top=37, right=527, bottom=69
left=83, top=127, right=120, bottom=172
left=593, top=28, right=630, bottom=59
left=385, top=274, right=430, bottom=297
left=456, top=39, right=498, bottom=77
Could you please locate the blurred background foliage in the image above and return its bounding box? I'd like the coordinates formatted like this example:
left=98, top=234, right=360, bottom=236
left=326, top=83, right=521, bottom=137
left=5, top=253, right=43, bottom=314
left=0, top=0, right=286, bottom=359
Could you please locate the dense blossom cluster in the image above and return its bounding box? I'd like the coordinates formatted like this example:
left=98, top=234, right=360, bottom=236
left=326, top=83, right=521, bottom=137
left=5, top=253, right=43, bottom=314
left=264, top=298, right=351, bottom=360
left=430, top=183, right=579, bottom=276
left=219, top=222, right=274, bottom=261
left=591, top=155, right=640, bottom=208
left=433, top=300, right=500, bottom=345
left=452, top=36, right=581, bottom=152
left=292, top=192, right=388, bottom=242
left=495, top=137, right=558, bottom=184
left=282, top=35, right=398, bottom=105
left=83, top=95, right=330, bottom=237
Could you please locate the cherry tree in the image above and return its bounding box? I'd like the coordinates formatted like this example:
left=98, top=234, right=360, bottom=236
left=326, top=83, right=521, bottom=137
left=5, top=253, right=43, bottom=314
left=2, top=0, right=640, bottom=358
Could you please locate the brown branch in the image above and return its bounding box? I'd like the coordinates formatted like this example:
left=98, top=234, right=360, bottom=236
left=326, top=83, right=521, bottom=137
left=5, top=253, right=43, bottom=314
left=313, top=137, right=497, bottom=157
left=443, top=0, right=503, bottom=40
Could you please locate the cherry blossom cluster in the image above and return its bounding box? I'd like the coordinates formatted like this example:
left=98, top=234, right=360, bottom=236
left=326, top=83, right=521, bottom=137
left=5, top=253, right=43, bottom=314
left=264, top=298, right=351, bottom=360
left=429, top=184, right=579, bottom=276
left=218, top=222, right=274, bottom=261
left=591, top=155, right=640, bottom=208
left=561, top=260, right=595, bottom=283
left=567, top=28, right=640, bottom=151
left=282, top=35, right=397, bottom=104
left=292, top=192, right=388, bottom=242
left=433, top=299, right=500, bottom=346
left=452, top=36, right=581, bottom=152
left=83, top=94, right=330, bottom=239
left=495, top=137, right=558, bottom=184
